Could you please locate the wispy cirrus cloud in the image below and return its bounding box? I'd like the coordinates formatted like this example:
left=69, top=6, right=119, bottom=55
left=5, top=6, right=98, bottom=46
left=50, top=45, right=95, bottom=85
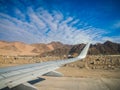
left=0, top=7, right=106, bottom=44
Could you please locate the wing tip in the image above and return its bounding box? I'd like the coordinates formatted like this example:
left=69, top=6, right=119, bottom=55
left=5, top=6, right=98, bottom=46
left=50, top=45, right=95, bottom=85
left=77, top=42, right=90, bottom=59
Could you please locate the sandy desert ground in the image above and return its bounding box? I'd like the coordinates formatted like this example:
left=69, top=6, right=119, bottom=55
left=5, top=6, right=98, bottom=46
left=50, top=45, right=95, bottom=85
left=33, top=66, right=120, bottom=90
left=34, top=76, right=120, bottom=90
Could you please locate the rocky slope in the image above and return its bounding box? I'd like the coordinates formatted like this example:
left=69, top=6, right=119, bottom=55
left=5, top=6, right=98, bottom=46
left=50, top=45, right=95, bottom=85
left=69, top=41, right=120, bottom=56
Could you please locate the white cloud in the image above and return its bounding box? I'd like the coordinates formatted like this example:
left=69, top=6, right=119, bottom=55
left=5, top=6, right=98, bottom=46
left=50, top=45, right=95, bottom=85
left=0, top=8, right=109, bottom=44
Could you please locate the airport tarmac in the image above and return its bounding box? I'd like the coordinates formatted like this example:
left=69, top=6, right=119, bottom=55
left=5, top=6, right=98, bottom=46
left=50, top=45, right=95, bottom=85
left=35, top=76, right=120, bottom=90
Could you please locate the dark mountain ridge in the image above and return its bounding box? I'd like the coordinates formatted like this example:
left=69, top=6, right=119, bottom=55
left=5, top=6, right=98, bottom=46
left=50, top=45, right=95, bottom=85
left=69, top=41, right=120, bottom=55
left=40, top=41, right=120, bottom=57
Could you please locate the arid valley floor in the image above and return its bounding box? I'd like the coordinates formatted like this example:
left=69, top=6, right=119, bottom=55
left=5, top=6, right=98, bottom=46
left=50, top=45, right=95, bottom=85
left=0, top=55, right=120, bottom=90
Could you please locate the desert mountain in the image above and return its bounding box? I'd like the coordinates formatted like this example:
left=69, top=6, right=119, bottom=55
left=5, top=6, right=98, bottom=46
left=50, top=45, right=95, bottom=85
left=0, top=40, right=120, bottom=56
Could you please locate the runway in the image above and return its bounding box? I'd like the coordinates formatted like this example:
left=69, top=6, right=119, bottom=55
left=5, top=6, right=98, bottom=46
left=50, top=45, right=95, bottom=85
left=35, top=76, right=120, bottom=90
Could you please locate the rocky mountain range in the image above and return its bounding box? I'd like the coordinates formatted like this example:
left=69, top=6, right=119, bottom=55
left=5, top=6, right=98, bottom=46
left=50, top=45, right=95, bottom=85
left=69, top=41, right=120, bottom=56
left=0, top=40, right=119, bottom=56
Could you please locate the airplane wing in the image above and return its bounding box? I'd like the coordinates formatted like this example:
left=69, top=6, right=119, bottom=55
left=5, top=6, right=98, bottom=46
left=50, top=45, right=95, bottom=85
left=0, top=43, right=90, bottom=90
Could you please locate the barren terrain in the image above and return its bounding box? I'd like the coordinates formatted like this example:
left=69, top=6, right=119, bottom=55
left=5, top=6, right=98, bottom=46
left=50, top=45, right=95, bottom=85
left=0, top=55, right=120, bottom=90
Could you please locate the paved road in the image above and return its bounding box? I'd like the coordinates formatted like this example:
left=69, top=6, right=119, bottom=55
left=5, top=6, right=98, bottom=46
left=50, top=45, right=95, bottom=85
left=35, top=77, right=120, bottom=90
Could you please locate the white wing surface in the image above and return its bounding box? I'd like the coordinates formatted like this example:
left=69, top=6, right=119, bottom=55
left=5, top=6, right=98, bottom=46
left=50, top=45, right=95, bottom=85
left=0, top=43, right=90, bottom=90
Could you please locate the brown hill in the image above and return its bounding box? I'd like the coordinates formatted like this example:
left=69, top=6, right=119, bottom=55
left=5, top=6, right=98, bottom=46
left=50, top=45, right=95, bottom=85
left=48, top=42, right=65, bottom=49
left=31, top=43, right=51, bottom=53
left=40, top=42, right=72, bottom=57
left=0, top=41, right=36, bottom=55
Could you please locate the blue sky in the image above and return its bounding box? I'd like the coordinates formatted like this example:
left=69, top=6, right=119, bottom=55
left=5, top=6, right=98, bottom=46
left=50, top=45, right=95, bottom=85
left=0, top=0, right=120, bottom=44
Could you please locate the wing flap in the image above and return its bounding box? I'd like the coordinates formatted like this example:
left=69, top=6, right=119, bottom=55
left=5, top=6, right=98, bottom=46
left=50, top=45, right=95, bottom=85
left=11, top=83, right=37, bottom=90
left=43, top=71, right=63, bottom=77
